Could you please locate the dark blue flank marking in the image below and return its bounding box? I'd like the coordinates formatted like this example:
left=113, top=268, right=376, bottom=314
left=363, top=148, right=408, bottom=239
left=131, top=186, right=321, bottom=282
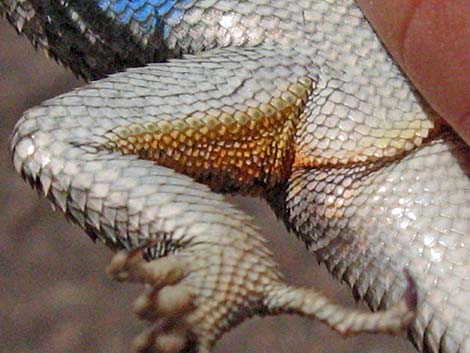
left=96, top=0, right=192, bottom=38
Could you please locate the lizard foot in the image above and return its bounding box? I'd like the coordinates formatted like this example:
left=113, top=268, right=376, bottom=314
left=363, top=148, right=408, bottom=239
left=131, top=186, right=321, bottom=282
left=107, top=244, right=199, bottom=353
left=107, top=239, right=417, bottom=353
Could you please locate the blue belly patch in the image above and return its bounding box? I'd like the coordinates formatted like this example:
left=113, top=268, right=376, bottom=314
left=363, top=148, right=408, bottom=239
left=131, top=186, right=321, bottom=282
left=96, top=0, right=191, bottom=38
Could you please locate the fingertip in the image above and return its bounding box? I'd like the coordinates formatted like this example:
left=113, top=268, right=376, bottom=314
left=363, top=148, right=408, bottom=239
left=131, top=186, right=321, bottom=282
left=355, top=0, right=418, bottom=62
left=357, top=0, right=470, bottom=144
left=402, top=0, right=470, bottom=140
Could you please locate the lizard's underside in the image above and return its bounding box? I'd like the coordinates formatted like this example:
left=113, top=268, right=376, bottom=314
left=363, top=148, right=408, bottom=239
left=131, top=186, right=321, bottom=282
left=1, top=0, right=469, bottom=352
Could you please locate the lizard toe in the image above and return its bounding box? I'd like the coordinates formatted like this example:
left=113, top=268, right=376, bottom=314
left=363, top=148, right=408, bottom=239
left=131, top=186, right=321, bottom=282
left=134, top=285, right=194, bottom=321
left=107, top=243, right=187, bottom=285
left=131, top=321, right=193, bottom=353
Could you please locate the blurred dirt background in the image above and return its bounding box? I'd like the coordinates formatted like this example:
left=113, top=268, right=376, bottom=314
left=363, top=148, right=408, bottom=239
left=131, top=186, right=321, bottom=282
left=0, top=20, right=415, bottom=353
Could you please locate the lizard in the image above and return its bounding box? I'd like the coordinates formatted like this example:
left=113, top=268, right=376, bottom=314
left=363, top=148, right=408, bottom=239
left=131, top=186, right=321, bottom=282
left=1, top=0, right=469, bottom=352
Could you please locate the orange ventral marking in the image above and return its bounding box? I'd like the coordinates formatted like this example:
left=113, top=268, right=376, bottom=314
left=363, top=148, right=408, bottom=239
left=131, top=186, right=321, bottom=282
left=102, top=78, right=314, bottom=194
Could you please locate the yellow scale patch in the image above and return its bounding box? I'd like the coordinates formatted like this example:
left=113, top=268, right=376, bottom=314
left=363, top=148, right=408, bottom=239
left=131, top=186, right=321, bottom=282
left=293, top=114, right=437, bottom=168
left=102, top=77, right=314, bottom=193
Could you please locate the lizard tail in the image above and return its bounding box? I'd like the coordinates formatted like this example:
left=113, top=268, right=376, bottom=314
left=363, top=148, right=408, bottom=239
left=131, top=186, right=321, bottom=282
left=264, top=271, right=417, bottom=336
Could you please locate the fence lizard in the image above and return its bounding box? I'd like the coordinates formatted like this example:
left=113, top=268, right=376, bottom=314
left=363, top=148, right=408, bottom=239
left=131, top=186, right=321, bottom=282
left=1, top=0, right=469, bottom=352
